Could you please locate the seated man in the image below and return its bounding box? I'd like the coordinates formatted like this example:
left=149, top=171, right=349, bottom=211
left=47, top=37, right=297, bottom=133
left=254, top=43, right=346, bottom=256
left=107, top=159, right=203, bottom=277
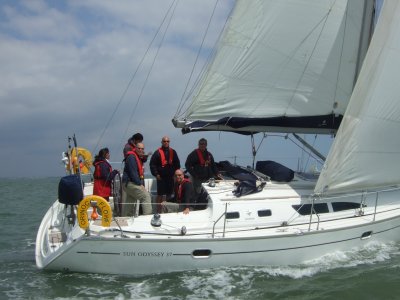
left=161, top=169, right=194, bottom=214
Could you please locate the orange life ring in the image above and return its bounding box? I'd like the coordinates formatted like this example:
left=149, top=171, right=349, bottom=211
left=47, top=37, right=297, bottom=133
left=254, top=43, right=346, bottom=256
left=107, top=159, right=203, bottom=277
left=67, top=147, right=93, bottom=174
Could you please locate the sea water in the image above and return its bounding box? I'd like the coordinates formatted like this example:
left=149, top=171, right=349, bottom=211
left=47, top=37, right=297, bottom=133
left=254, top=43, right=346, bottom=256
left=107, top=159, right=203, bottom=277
left=1, top=177, right=400, bottom=299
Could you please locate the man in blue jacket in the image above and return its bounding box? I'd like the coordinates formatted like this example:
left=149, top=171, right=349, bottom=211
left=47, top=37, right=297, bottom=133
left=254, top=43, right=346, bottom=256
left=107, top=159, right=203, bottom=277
left=122, top=143, right=152, bottom=216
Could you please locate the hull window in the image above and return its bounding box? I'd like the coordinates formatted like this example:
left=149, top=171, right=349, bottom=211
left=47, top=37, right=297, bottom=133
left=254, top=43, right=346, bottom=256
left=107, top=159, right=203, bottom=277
left=192, top=249, right=212, bottom=258
left=292, top=203, right=329, bottom=215
left=332, top=202, right=365, bottom=212
left=226, top=212, right=240, bottom=219
left=258, top=209, right=272, bottom=217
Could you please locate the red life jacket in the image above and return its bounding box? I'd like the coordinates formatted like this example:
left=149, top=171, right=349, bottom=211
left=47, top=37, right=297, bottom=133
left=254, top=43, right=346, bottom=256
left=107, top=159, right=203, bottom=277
left=196, top=149, right=211, bottom=166
left=158, top=147, right=174, bottom=167
left=175, top=178, right=191, bottom=203
left=93, top=160, right=112, bottom=198
left=123, top=143, right=136, bottom=158
left=126, top=150, right=144, bottom=179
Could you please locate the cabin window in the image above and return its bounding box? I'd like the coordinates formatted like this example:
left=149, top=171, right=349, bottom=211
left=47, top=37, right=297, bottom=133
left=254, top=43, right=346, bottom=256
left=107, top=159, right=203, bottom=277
left=332, top=202, right=363, bottom=212
left=292, top=203, right=329, bottom=215
left=258, top=209, right=272, bottom=217
left=226, top=212, right=240, bottom=219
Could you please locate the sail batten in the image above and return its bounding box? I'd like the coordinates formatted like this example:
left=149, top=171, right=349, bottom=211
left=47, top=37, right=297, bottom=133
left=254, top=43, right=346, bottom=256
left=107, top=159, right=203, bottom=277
left=174, top=0, right=369, bottom=134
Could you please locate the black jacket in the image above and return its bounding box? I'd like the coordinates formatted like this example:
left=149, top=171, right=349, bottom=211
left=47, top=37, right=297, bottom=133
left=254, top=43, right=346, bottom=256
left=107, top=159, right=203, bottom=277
left=150, top=147, right=180, bottom=178
left=185, top=149, right=218, bottom=181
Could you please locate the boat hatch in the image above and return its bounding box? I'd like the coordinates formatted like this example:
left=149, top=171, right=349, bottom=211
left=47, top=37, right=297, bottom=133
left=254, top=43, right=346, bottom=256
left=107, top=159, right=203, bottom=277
left=192, top=249, right=212, bottom=258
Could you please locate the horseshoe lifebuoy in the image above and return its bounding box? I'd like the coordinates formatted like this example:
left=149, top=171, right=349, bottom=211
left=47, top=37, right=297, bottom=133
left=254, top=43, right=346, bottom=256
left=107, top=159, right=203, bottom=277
left=77, top=195, right=112, bottom=229
left=68, top=147, right=93, bottom=174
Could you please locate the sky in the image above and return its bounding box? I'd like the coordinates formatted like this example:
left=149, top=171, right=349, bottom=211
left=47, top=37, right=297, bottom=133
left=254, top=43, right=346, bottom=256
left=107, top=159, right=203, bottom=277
left=0, top=0, right=332, bottom=178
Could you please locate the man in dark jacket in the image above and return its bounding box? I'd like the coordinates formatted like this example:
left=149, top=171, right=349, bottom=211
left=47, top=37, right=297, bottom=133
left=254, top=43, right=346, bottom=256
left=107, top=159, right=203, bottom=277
left=161, top=169, right=195, bottom=214
left=185, top=138, right=222, bottom=196
left=150, top=136, right=180, bottom=212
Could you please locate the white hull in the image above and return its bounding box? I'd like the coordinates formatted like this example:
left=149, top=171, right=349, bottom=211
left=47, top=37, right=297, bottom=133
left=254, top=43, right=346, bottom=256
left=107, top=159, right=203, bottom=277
left=36, top=177, right=400, bottom=276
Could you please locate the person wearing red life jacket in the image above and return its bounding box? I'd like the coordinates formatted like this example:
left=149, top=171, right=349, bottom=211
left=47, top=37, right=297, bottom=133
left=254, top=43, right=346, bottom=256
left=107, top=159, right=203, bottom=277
left=121, top=142, right=152, bottom=216
left=150, top=136, right=181, bottom=212
left=185, top=138, right=223, bottom=198
left=160, top=169, right=194, bottom=214
left=123, top=132, right=152, bottom=162
left=93, top=148, right=116, bottom=201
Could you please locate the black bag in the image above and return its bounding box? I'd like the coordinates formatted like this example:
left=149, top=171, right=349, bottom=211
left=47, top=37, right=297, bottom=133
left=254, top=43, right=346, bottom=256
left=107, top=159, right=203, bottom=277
left=58, top=175, right=83, bottom=205
left=233, top=180, right=257, bottom=197
left=256, top=160, right=294, bottom=182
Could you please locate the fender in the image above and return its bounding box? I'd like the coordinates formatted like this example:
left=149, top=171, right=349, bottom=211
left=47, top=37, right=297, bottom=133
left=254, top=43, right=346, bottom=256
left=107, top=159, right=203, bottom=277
left=77, top=195, right=112, bottom=229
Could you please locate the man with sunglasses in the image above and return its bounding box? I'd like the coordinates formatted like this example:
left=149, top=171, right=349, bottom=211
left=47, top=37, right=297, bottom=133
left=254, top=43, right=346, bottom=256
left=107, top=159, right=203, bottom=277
left=150, top=136, right=181, bottom=212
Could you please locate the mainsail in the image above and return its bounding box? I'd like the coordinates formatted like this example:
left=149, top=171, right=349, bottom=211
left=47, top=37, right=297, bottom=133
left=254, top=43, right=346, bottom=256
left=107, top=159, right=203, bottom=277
left=173, top=0, right=373, bottom=134
left=315, top=0, right=400, bottom=194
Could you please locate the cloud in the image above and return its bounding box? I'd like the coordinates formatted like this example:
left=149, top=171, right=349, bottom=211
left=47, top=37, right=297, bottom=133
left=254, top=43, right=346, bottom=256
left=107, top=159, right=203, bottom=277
left=0, top=0, right=329, bottom=178
left=0, top=0, right=241, bottom=177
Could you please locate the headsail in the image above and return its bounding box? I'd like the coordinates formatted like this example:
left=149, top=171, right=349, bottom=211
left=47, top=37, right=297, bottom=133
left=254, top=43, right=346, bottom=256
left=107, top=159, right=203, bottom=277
left=173, top=0, right=372, bottom=134
left=315, top=0, right=400, bottom=194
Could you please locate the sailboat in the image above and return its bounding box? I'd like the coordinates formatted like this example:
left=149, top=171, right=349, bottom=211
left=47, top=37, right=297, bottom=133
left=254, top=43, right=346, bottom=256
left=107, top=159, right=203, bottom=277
left=36, top=0, right=400, bottom=276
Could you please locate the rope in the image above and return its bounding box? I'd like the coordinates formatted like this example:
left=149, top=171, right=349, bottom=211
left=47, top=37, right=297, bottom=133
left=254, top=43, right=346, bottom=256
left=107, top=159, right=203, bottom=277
left=174, top=0, right=221, bottom=117
left=92, top=0, right=178, bottom=154
left=120, top=0, right=179, bottom=148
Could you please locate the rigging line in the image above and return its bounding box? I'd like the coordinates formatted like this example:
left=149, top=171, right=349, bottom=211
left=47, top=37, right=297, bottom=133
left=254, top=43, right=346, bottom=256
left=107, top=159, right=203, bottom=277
left=92, top=0, right=178, bottom=154
left=287, top=135, right=324, bottom=166
left=250, top=133, right=267, bottom=169
left=175, top=1, right=235, bottom=118
left=175, top=43, right=216, bottom=118
left=255, top=133, right=267, bottom=154
left=121, top=0, right=179, bottom=146
left=174, top=0, right=220, bottom=117
left=302, top=134, right=318, bottom=173
left=176, top=7, right=230, bottom=119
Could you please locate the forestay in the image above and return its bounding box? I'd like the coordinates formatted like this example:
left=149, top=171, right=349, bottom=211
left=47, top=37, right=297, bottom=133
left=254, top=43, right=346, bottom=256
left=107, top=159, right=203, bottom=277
left=173, top=0, right=372, bottom=134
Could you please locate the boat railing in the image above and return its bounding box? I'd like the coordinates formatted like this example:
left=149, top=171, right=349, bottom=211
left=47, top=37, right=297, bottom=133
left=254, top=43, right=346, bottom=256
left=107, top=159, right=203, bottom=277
left=212, top=203, right=228, bottom=238
left=284, top=185, right=400, bottom=232
left=306, top=186, right=400, bottom=231
left=308, top=195, right=321, bottom=231
left=373, top=191, right=379, bottom=222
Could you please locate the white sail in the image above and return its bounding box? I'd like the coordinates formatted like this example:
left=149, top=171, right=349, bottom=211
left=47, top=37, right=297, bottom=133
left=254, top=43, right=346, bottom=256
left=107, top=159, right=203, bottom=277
left=315, top=0, right=400, bottom=194
left=174, top=0, right=371, bottom=134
